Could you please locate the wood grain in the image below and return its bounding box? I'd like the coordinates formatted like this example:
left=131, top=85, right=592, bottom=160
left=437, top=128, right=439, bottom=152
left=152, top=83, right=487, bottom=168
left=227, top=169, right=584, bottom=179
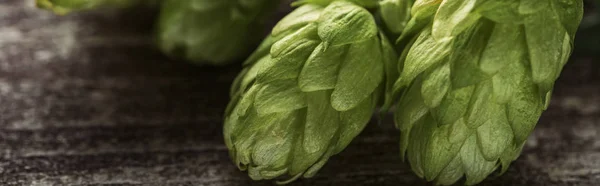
left=1, top=0, right=599, bottom=185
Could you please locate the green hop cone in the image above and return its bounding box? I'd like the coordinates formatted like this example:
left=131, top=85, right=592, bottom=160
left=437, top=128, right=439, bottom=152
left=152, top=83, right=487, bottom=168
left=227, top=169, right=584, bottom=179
left=378, top=0, right=413, bottom=35
left=224, top=1, right=397, bottom=182
left=36, top=0, right=151, bottom=15
left=157, top=0, right=277, bottom=65
left=292, top=0, right=379, bottom=7
left=392, top=0, right=583, bottom=185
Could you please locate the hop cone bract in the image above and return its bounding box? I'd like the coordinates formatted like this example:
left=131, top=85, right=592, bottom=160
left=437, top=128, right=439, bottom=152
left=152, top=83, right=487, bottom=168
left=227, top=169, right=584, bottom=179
left=379, top=0, right=413, bottom=35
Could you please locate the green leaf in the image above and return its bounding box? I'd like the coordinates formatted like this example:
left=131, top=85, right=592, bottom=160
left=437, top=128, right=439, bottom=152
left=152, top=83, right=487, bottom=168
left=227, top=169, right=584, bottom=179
left=477, top=1, right=523, bottom=24
left=423, top=119, right=462, bottom=181
left=397, top=15, right=431, bottom=43
left=254, top=79, right=307, bottom=115
left=465, top=82, right=495, bottom=128
left=407, top=117, right=429, bottom=177
left=303, top=141, right=337, bottom=178
left=432, top=0, right=481, bottom=39
left=459, top=135, right=497, bottom=185
left=491, top=56, right=527, bottom=104
left=249, top=167, right=288, bottom=180
left=244, top=34, right=281, bottom=66
left=290, top=90, right=339, bottom=175
left=233, top=108, right=281, bottom=168
left=331, top=39, right=383, bottom=111
left=249, top=111, right=300, bottom=179
left=345, top=0, right=380, bottom=8
left=395, top=77, right=429, bottom=130
left=257, top=36, right=320, bottom=83
left=233, top=85, right=260, bottom=118
left=317, top=1, right=378, bottom=47
left=448, top=21, right=492, bottom=89
left=231, top=55, right=271, bottom=100
left=272, top=4, right=323, bottom=37
left=507, top=74, right=543, bottom=144
left=499, top=143, right=524, bottom=174
left=523, top=6, right=569, bottom=93
left=335, top=94, right=373, bottom=154
left=396, top=0, right=440, bottom=42
left=431, top=86, right=474, bottom=126
left=400, top=127, right=411, bottom=160
left=550, top=0, right=584, bottom=39
left=411, top=0, right=442, bottom=19
left=381, top=31, right=401, bottom=110
left=241, top=56, right=271, bottom=94
left=379, top=0, right=413, bottom=34
left=448, top=117, right=470, bottom=144
left=270, top=24, right=319, bottom=58
left=421, top=62, right=451, bottom=108
left=435, top=154, right=464, bottom=185
left=476, top=107, right=513, bottom=161
left=479, top=23, right=525, bottom=75
left=298, top=43, right=348, bottom=92
left=398, top=26, right=452, bottom=89
left=519, top=0, right=548, bottom=14
left=230, top=68, right=248, bottom=98
left=224, top=112, right=240, bottom=152
left=225, top=85, right=261, bottom=149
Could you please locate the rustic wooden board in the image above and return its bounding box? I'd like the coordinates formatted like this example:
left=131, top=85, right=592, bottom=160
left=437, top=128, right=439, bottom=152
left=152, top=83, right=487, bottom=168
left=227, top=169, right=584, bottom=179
left=1, top=0, right=599, bottom=185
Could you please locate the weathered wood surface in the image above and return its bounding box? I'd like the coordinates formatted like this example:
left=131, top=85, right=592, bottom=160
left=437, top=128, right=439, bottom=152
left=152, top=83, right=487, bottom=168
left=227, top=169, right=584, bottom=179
left=1, top=0, right=599, bottom=185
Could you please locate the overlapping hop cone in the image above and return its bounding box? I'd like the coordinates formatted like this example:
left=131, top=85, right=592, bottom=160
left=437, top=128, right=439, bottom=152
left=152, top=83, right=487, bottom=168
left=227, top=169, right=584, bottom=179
left=391, top=0, right=583, bottom=185
left=157, top=0, right=277, bottom=65
left=36, top=0, right=155, bottom=15
left=224, top=1, right=397, bottom=182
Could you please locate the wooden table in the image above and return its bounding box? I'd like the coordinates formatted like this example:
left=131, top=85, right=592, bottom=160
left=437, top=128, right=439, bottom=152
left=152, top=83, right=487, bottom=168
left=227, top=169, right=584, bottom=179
left=1, top=0, right=599, bottom=185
